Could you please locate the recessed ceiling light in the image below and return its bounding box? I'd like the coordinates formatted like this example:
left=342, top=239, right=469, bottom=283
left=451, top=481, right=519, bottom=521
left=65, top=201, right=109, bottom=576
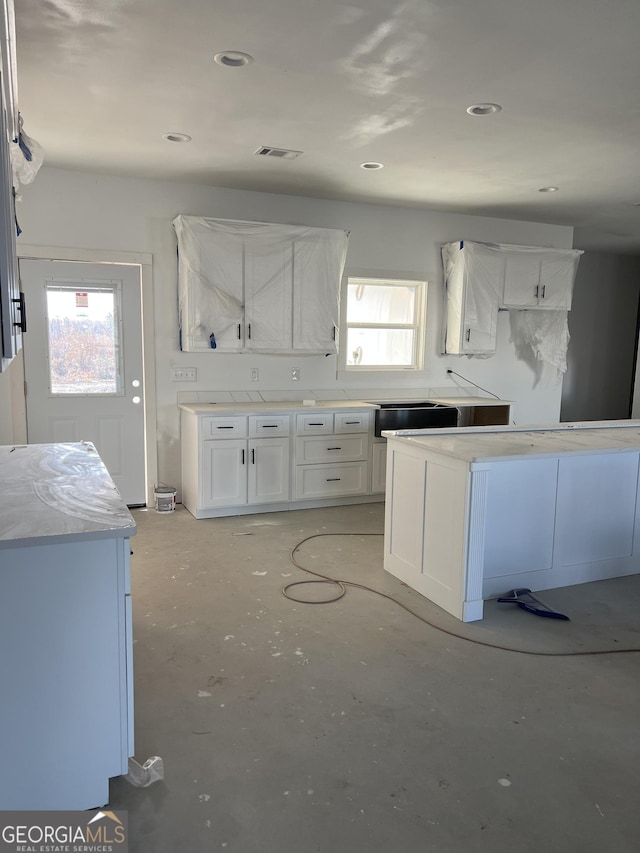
left=162, top=132, right=192, bottom=143
left=360, top=162, right=384, bottom=170
left=214, top=51, right=254, bottom=68
left=538, top=186, right=559, bottom=193
left=466, top=103, right=502, bottom=116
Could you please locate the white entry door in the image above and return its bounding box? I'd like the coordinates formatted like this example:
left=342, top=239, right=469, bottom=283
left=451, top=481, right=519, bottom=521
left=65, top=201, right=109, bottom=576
left=20, top=259, right=146, bottom=505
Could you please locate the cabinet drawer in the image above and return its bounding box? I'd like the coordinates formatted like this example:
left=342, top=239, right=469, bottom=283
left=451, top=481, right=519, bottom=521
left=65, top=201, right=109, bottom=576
left=296, top=413, right=333, bottom=434
left=249, top=415, right=290, bottom=437
left=334, top=411, right=371, bottom=433
left=296, top=434, right=368, bottom=463
left=296, top=462, right=368, bottom=499
left=201, top=416, right=248, bottom=438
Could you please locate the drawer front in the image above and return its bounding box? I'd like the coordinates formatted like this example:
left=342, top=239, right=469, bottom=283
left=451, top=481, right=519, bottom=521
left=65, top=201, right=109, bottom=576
left=296, top=434, right=369, bottom=464
left=201, top=416, right=248, bottom=438
left=249, top=415, right=290, bottom=437
left=296, top=462, right=368, bottom=499
left=334, top=411, right=371, bottom=433
left=296, top=413, right=334, bottom=435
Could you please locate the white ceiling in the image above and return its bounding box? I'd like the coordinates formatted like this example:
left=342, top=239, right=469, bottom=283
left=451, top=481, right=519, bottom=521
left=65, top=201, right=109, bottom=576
left=14, top=0, right=640, bottom=253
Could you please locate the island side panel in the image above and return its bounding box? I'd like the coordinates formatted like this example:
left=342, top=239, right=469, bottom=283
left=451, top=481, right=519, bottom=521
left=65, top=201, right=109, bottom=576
left=384, top=438, right=472, bottom=621
left=481, top=457, right=559, bottom=598
left=0, top=537, right=130, bottom=810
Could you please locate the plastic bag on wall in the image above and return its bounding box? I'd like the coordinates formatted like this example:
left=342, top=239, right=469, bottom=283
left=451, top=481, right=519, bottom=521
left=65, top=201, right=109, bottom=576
left=511, top=310, right=570, bottom=373
left=10, top=116, right=45, bottom=188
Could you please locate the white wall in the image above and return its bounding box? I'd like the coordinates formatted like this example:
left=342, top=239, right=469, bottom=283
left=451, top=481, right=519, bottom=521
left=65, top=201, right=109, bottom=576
left=13, top=166, right=574, bottom=490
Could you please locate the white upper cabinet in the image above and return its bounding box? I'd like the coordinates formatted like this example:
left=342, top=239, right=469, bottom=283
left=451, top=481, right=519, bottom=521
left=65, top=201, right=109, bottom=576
left=442, top=241, right=505, bottom=355
left=443, top=240, right=583, bottom=357
left=502, top=248, right=582, bottom=310
left=174, top=216, right=349, bottom=354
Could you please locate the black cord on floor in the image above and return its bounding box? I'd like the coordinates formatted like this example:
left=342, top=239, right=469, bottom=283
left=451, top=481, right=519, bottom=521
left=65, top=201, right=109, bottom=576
left=283, top=532, right=640, bottom=657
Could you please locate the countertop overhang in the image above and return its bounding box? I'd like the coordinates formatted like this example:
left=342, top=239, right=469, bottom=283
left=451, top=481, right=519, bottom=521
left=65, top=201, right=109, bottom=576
left=383, top=420, right=640, bottom=464
left=179, top=395, right=511, bottom=415
left=0, top=442, right=136, bottom=549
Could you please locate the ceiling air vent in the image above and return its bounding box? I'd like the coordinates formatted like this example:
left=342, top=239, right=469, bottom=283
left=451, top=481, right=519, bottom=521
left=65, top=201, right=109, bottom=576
left=254, top=146, right=303, bottom=160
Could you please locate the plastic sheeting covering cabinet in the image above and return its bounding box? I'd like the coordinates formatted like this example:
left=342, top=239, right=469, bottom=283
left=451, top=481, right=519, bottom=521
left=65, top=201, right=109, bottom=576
left=442, top=240, right=583, bottom=365
left=174, top=216, right=349, bottom=354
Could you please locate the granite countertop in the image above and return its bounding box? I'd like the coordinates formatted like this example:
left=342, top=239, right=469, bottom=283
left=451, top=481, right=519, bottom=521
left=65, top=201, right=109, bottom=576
left=179, top=396, right=511, bottom=415
left=0, top=442, right=136, bottom=549
left=384, top=421, right=640, bottom=464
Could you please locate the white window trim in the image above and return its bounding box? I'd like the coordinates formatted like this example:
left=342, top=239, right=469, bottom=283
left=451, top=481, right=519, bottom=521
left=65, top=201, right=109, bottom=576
left=338, top=274, right=427, bottom=372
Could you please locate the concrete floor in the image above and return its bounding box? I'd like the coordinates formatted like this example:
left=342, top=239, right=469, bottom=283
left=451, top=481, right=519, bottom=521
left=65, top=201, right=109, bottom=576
left=109, top=503, right=640, bottom=853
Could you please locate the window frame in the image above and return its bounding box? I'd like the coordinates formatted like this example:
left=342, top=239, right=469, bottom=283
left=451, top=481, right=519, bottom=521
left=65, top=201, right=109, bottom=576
left=339, top=275, right=426, bottom=372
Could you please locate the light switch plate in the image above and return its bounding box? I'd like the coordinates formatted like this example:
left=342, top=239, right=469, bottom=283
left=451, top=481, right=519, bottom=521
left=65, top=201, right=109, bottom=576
left=291, top=367, right=300, bottom=381
left=250, top=368, right=259, bottom=381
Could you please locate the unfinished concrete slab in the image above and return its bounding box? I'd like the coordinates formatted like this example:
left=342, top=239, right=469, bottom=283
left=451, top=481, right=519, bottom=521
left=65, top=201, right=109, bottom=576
left=109, top=504, right=640, bottom=852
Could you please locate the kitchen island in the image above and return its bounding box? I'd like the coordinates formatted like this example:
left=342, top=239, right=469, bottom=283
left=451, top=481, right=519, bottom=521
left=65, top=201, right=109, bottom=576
left=384, top=421, right=640, bottom=622
left=0, top=442, right=136, bottom=809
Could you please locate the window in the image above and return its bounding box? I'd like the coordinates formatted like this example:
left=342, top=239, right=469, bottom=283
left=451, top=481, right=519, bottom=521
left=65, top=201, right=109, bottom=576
left=342, top=277, right=425, bottom=370
left=45, top=283, right=124, bottom=395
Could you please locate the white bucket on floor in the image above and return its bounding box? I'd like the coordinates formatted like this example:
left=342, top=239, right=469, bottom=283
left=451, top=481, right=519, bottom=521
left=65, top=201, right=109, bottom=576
left=154, top=484, right=176, bottom=513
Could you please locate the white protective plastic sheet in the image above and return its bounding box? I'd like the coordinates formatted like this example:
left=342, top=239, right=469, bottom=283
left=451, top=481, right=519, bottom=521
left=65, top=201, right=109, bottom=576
left=173, top=216, right=349, bottom=354
left=10, top=116, right=44, bottom=188
left=510, top=310, right=571, bottom=373
left=443, top=240, right=582, bottom=370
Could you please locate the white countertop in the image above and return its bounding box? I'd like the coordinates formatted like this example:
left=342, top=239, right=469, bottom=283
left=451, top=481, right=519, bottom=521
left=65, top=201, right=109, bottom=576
left=0, top=442, right=136, bottom=549
left=179, top=396, right=511, bottom=415
left=385, top=421, right=640, bottom=463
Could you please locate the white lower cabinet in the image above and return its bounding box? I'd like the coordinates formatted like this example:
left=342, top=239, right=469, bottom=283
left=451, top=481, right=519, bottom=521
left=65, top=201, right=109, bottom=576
left=294, top=411, right=370, bottom=500
left=296, top=461, right=368, bottom=498
left=181, top=407, right=382, bottom=518
left=201, top=436, right=290, bottom=509
left=371, top=440, right=387, bottom=493
left=202, top=439, right=248, bottom=507
left=248, top=437, right=290, bottom=504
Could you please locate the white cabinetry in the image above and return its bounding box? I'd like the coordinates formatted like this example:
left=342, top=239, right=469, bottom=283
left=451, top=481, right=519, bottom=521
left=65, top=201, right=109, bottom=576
left=294, top=411, right=370, bottom=500
left=371, top=440, right=387, bottom=493
left=442, top=241, right=505, bottom=355
left=195, top=415, right=290, bottom=511
left=0, top=443, right=135, bottom=810
left=442, top=241, right=583, bottom=356
left=0, top=70, right=22, bottom=370
left=502, top=250, right=581, bottom=310
left=385, top=425, right=640, bottom=622
left=181, top=405, right=382, bottom=519
left=174, top=216, right=349, bottom=354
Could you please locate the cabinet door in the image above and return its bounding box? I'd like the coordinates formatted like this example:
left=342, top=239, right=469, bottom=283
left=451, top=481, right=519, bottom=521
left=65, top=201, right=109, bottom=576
left=460, top=276, right=499, bottom=354
left=248, top=438, right=290, bottom=504
left=176, top=219, right=245, bottom=352
left=537, top=254, right=576, bottom=310
left=0, top=98, right=21, bottom=368
left=460, top=244, right=504, bottom=354
left=292, top=230, right=347, bottom=353
left=502, top=253, right=541, bottom=308
left=443, top=242, right=502, bottom=355
left=244, top=239, right=292, bottom=350
left=201, top=439, right=247, bottom=507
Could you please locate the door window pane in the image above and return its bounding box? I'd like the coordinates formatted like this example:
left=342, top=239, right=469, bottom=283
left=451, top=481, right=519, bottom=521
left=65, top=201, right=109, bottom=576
left=46, top=285, right=123, bottom=395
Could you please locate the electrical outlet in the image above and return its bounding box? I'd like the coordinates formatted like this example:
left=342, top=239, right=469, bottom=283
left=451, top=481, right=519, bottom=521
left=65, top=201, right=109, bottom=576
left=250, top=368, right=259, bottom=381
left=291, top=367, right=300, bottom=381
left=171, top=367, right=197, bottom=381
